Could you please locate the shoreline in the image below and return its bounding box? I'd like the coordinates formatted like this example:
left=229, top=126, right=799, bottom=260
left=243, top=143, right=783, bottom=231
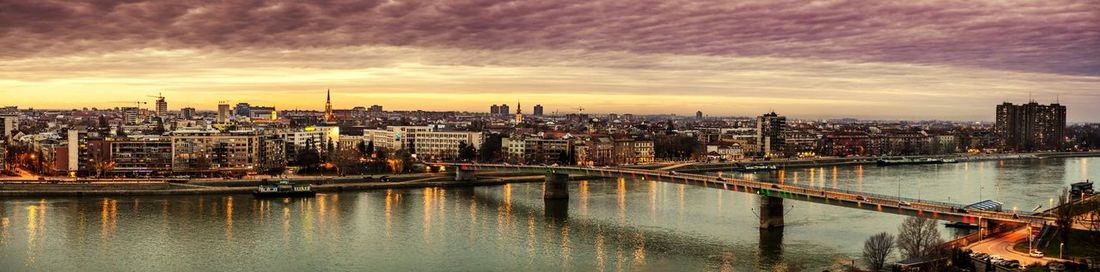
left=2, top=151, right=1096, bottom=198
left=0, top=175, right=603, bottom=199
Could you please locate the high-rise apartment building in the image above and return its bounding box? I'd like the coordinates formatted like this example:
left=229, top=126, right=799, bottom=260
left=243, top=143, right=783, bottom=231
left=0, top=115, right=17, bottom=140
left=995, top=101, right=1066, bottom=152
left=181, top=107, right=196, bottom=120
left=756, top=112, right=787, bottom=158
left=490, top=104, right=500, bottom=115
left=235, top=103, right=251, bottom=117
left=499, top=104, right=510, bottom=116
left=155, top=94, right=168, bottom=116
left=533, top=105, right=544, bottom=116
left=217, top=102, right=231, bottom=123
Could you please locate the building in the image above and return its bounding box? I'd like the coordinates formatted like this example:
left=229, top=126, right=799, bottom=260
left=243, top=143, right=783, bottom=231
left=249, top=106, right=277, bottom=120
left=705, top=142, right=744, bottom=162
left=364, top=126, right=479, bottom=160
left=1, top=115, right=17, bottom=140
left=217, top=102, right=231, bottom=123
left=363, top=126, right=432, bottom=152
left=414, top=131, right=483, bottom=161
left=234, top=103, right=251, bottom=117
left=696, top=111, right=703, bottom=119
left=155, top=94, right=168, bottom=116
left=533, top=105, right=544, bottom=116
left=121, top=107, right=141, bottom=124
left=499, top=104, right=511, bottom=116
left=323, top=89, right=336, bottom=124
left=756, top=112, right=787, bottom=158
left=368, top=105, right=383, bottom=114
left=515, top=102, right=524, bottom=124
left=282, top=126, right=340, bottom=155
left=170, top=129, right=264, bottom=175
left=181, top=107, right=196, bottom=120
left=110, top=135, right=173, bottom=175
left=995, top=102, right=1066, bottom=152
left=490, top=104, right=500, bottom=115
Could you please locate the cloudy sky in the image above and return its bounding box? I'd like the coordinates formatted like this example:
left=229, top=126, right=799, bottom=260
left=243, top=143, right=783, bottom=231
left=1, top=0, right=1097, bottom=121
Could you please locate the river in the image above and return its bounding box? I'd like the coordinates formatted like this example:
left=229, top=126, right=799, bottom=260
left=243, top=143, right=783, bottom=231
left=0, top=157, right=1095, bottom=271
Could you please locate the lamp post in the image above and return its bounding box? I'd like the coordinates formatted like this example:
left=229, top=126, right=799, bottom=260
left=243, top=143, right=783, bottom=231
left=1059, top=242, right=1064, bottom=259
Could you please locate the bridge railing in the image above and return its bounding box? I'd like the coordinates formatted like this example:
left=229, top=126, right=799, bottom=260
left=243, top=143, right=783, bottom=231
left=463, top=164, right=1046, bottom=220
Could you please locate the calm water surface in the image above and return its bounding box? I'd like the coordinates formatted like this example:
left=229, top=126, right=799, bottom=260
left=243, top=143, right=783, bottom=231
left=0, top=157, right=1095, bottom=271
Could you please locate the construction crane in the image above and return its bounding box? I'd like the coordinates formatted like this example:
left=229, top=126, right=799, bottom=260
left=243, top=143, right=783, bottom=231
left=111, top=101, right=147, bottom=108
left=147, top=92, right=164, bottom=100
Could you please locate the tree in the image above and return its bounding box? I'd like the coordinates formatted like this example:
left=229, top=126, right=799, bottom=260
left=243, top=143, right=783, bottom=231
left=293, top=147, right=322, bottom=167
left=1054, top=189, right=1075, bottom=250
left=479, top=134, right=503, bottom=162
left=366, top=140, right=375, bottom=157
left=329, top=149, right=362, bottom=176
left=863, top=232, right=895, bottom=271
left=115, top=123, right=127, bottom=138
left=896, top=217, right=944, bottom=260
left=458, top=141, right=477, bottom=162
left=1085, top=198, right=1100, bottom=255
left=97, top=115, right=109, bottom=130
left=393, top=149, right=414, bottom=173
left=356, top=141, right=368, bottom=156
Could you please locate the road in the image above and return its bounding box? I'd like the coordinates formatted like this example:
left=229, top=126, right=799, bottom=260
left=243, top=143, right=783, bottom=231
left=967, top=228, right=1064, bottom=266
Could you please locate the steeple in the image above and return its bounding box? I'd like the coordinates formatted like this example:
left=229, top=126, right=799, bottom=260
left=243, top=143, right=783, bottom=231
left=324, top=89, right=336, bottom=124
left=514, top=100, right=524, bottom=124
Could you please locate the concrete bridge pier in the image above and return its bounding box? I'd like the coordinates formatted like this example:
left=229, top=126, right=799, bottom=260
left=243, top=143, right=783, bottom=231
left=455, top=166, right=477, bottom=182
left=759, top=196, right=785, bottom=229
left=544, top=172, right=570, bottom=200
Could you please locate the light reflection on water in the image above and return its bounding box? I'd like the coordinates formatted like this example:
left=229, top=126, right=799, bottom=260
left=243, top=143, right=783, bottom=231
left=0, top=157, right=1095, bottom=271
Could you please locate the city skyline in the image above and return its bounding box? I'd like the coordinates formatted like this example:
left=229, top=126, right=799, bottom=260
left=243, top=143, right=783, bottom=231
left=2, top=0, right=1098, bottom=121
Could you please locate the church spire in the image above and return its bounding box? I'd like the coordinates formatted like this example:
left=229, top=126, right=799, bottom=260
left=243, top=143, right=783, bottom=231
left=324, top=89, right=336, bottom=124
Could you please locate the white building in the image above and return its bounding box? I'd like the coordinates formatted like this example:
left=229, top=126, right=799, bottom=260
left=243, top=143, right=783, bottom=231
left=364, top=126, right=481, bottom=160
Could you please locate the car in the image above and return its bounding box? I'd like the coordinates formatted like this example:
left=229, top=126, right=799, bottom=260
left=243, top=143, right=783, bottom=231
left=771, top=184, right=781, bottom=189
left=899, top=201, right=912, bottom=206
left=856, top=195, right=867, bottom=201
left=1029, top=251, right=1044, bottom=258
left=989, top=255, right=1003, bottom=261
left=715, top=177, right=725, bottom=182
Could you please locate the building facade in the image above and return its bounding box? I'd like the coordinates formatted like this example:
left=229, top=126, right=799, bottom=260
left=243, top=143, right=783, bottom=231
left=995, top=102, right=1066, bottom=152
left=756, top=112, right=787, bottom=158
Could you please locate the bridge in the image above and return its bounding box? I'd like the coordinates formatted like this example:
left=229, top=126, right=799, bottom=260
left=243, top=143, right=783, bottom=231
left=446, top=163, right=1057, bottom=233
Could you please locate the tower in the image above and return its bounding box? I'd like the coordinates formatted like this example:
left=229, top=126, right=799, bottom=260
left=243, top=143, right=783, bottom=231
left=323, top=89, right=336, bottom=124
left=515, top=101, right=524, bottom=124
left=155, top=93, right=167, bottom=116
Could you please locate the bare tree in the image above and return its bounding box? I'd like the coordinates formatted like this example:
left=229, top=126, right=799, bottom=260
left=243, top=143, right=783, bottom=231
left=329, top=149, right=362, bottom=176
left=1054, top=189, right=1074, bottom=249
left=897, top=217, right=944, bottom=260
left=1083, top=197, right=1100, bottom=257
left=863, top=232, right=895, bottom=271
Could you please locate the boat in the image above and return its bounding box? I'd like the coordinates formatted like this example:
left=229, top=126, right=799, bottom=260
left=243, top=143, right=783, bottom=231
left=734, top=165, right=778, bottom=172
left=253, top=180, right=316, bottom=198
left=876, top=158, right=958, bottom=166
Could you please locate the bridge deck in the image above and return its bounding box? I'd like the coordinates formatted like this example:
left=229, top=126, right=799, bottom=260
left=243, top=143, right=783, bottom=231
left=452, top=164, right=1055, bottom=225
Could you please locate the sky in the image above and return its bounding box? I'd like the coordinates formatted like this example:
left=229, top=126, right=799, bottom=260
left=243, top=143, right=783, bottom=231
left=0, top=0, right=1098, bottom=121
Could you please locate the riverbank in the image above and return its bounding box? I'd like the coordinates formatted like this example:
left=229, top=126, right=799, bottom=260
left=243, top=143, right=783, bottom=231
left=0, top=174, right=606, bottom=198
left=674, top=151, right=1100, bottom=172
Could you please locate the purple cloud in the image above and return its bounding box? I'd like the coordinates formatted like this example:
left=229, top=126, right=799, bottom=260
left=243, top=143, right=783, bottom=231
left=0, top=0, right=1097, bottom=75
